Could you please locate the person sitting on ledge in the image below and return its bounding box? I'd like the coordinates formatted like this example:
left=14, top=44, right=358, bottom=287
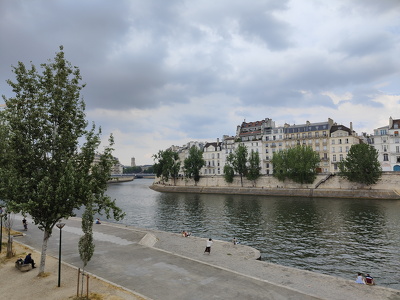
left=355, top=273, right=365, bottom=284
left=365, top=274, right=375, bottom=285
left=24, top=253, right=35, bottom=268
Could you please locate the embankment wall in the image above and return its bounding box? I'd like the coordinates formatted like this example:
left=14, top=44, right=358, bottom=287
left=151, top=173, right=400, bottom=199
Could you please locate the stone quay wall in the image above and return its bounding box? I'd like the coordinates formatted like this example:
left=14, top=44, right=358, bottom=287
left=151, top=172, right=400, bottom=199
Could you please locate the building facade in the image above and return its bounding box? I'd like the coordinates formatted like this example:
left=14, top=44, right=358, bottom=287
left=370, top=117, right=400, bottom=171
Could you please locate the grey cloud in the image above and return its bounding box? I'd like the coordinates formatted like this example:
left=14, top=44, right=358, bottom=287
left=335, top=32, right=397, bottom=57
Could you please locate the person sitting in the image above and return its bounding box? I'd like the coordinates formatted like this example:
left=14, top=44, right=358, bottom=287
left=355, top=273, right=365, bottom=284
left=95, top=218, right=101, bottom=224
left=365, top=274, right=375, bottom=285
left=24, top=253, right=35, bottom=268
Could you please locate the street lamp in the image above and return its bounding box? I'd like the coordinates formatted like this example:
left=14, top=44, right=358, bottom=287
left=56, top=222, right=66, bottom=287
left=0, top=213, right=3, bottom=253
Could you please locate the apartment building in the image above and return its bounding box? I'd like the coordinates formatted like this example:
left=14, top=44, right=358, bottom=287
left=370, top=117, right=400, bottom=171
left=165, top=116, right=368, bottom=178
left=329, top=123, right=361, bottom=172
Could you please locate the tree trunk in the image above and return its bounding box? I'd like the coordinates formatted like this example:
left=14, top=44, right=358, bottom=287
left=240, top=174, right=243, bottom=187
left=38, top=230, right=51, bottom=275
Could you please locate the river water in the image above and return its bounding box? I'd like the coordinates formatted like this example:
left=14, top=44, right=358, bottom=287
left=105, top=179, right=400, bottom=290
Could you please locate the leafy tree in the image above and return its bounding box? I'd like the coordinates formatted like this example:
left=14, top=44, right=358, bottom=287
left=271, top=145, right=320, bottom=184
left=246, top=150, right=261, bottom=186
left=143, top=165, right=154, bottom=173
left=153, top=149, right=181, bottom=185
left=227, top=144, right=248, bottom=187
left=223, top=164, right=235, bottom=183
left=338, top=143, right=382, bottom=185
left=183, top=146, right=205, bottom=185
left=123, top=166, right=142, bottom=174
left=78, top=203, right=95, bottom=296
left=0, top=46, right=124, bottom=274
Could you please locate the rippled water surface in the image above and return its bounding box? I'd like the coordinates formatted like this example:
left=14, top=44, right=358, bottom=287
left=105, top=179, right=400, bottom=289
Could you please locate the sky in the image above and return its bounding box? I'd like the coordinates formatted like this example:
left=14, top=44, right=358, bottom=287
left=1, top=0, right=399, bottom=166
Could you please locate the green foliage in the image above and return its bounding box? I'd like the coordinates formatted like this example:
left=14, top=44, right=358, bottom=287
left=123, top=166, right=143, bottom=173
left=338, top=143, right=382, bottom=185
left=0, top=46, right=124, bottom=273
left=143, top=165, right=154, bottom=173
left=153, top=149, right=181, bottom=185
left=78, top=204, right=95, bottom=268
left=246, top=150, right=261, bottom=185
left=183, top=146, right=205, bottom=184
left=226, top=144, right=248, bottom=187
left=271, top=145, right=320, bottom=184
left=223, top=164, right=234, bottom=183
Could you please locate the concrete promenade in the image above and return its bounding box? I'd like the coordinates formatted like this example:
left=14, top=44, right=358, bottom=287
left=12, top=215, right=400, bottom=300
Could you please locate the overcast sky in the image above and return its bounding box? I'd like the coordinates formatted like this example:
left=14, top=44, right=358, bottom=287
left=1, top=0, right=399, bottom=165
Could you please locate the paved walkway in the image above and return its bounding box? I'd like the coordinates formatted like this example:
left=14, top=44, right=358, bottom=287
left=12, top=215, right=400, bottom=300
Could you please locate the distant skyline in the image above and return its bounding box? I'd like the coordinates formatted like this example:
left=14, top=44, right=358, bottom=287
left=1, top=0, right=399, bottom=165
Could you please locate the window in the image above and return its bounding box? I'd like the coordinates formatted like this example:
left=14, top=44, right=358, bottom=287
left=339, top=154, right=343, bottom=161
left=316, top=146, right=320, bottom=151
left=345, top=138, right=349, bottom=144
left=397, top=146, right=400, bottom=153
left=308, top=132, right=312, bottom=138
left=346, top=146, right=349, bottom=153
left=339, top=147, right=342, bottom=153
left=315, top=132, right=319, bottom=137
left=397, top=157, right=400, bottom=163
left=333, top=154, right=336, bottom=162
left=332, top=147, right=335, bottom=152
left=323, top=131, right=327, bottom=136
left=339, top=139, right=342, bottom=144
left=380, top=129, right=387, bottom=135
left=323, top=146, right=327, bottom=151
left=332, top=140, right=335, bottom=145
left=384, top=154, right=389, bottom=161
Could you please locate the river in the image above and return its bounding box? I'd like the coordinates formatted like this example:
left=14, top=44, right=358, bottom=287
left=105, top=178, right=400, bottom=290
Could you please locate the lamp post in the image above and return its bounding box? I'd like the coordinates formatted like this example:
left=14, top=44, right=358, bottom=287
left=0, top=213, right=3, bottom=253
left=56, top=222, right=65, bottom=287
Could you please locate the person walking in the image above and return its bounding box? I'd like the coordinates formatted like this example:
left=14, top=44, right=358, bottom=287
left=204, top=238, right=213, bottom=254
left=22, top=217, right=27, bottom=230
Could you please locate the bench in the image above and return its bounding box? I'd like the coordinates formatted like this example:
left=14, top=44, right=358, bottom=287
left=15, top=259, right=32, bottom=272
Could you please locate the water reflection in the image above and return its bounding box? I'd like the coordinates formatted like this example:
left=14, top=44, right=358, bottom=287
left=104, top=179, right=400, bottom=290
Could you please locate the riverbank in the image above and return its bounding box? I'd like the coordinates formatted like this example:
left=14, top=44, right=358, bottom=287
left=7, top=215, right=400, bottom=300
left=150, top=184, right=400, bottom=199
left=0, top=235, right=146, bottom=300
left=151, top=172, right=400, bottom=199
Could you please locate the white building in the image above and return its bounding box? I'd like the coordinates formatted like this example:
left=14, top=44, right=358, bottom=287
left=371, top=117, right=400, bottom=171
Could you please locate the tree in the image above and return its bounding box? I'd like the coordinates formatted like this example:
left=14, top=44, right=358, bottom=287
left=0, top=46, right=124, bottom=275
left=223, top=164, right=234, bottom=183
left=246, top=150, right=261, bottom=186
left=153, top=149, right=181, bottom=185
left=271, top=145, right=320, bottom=184
left=123, top=166, right=142, bottom=174
left=338, top=143, right=382, bottom=185
left=183, top=146, right=205, bottom=185
left=226, top=144, right=248, bottom=187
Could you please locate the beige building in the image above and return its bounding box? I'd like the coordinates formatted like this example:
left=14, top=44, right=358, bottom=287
left=329, top=123, right=361, bottom=173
